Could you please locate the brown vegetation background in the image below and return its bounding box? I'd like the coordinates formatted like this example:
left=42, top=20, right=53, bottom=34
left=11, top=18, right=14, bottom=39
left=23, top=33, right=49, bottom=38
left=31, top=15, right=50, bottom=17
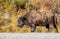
left=0, top=0, right=60, bottom=33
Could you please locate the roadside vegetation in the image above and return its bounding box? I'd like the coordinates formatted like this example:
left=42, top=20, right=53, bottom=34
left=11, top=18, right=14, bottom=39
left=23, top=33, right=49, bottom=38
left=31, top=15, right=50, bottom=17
left=0, top=0, right=60, bottom=32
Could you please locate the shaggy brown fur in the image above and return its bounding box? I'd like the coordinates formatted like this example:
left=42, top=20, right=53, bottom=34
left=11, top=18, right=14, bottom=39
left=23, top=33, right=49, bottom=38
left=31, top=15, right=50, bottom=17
left=17, top=10, right=58, bottom=32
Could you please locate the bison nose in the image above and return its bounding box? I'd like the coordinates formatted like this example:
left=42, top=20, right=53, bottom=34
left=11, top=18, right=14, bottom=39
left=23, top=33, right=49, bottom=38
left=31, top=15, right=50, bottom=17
left=17, top=24, right=23, bottom=28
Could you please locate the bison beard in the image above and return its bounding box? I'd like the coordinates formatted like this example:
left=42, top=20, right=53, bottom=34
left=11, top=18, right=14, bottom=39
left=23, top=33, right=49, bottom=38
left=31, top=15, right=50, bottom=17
left=17, top=11, right=58, bottom=32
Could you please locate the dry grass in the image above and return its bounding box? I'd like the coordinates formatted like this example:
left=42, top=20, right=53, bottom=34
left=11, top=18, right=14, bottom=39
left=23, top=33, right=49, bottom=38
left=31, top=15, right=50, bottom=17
left=0, top=0, right=60, bottom=33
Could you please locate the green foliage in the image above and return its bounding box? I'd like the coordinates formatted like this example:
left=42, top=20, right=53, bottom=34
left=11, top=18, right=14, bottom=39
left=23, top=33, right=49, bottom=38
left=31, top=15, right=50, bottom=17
left=5, top=0, right=12, bottom=6
left=25, top=2, right=33, bottom=9
left=15, top=0, right=27, bottom=9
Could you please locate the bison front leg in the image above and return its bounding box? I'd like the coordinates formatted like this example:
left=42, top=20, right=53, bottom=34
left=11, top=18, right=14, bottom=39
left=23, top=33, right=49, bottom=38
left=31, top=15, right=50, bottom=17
left=31, top=24, right=36, bottom=32
left=46, top=24, right=50, bottom=32
left=31, top=26, right=36, bottom=32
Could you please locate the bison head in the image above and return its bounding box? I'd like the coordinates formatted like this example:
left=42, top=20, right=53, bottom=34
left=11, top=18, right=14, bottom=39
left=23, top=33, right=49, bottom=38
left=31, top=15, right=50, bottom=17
left=17, top=17, right=24, bottom=27
left=17, top=16, right=28, bottom=27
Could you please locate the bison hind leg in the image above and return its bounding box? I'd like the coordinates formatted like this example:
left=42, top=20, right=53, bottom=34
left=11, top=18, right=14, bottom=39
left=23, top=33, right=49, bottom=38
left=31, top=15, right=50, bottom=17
left=53, top=24, right=58, bottom=32
left=52, top=15, right=58, bottom=32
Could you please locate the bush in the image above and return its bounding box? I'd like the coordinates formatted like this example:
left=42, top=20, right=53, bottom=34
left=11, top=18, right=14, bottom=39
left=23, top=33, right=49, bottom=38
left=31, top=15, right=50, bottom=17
left=25, top=2, right=33, bottom=10
left=15, top=0, right=27, bottom=10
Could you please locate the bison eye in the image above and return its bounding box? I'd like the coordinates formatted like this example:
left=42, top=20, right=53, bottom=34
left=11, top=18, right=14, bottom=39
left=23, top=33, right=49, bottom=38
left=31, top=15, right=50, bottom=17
left=23, top=17, right=26, bottom=20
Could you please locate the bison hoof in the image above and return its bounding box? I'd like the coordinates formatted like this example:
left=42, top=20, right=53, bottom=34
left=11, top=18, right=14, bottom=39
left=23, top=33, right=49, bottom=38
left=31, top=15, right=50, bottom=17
left=56, top=30, right=58, bottom=33
left=31, top=30, right=35, bottom=32
left=31, top=28, right=35, bottom=32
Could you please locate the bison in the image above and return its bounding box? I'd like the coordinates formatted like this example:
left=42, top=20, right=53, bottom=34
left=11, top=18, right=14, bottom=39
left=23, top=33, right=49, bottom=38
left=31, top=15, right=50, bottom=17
left=17, top=10, right=58, bottom=32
